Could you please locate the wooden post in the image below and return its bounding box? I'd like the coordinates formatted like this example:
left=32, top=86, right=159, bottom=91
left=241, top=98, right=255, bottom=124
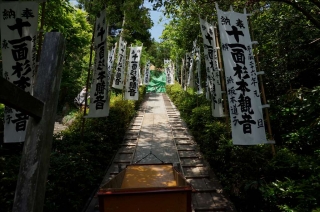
left=0, top=78, right=44, bottom=119
left=12, top=32, right=66, bottom=212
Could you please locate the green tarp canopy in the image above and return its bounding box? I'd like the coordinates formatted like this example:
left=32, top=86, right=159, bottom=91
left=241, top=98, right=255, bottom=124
left=146, top=70, right=166, bottom=93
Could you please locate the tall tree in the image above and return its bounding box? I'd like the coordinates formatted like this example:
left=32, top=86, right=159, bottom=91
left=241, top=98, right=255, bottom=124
left=43, top=0, right=92, bottom=107
left=151, top=0, right=320, bottom=30
left=77, top=0, right=154, bottom=48
left=251, top=2, right=320, bottom=99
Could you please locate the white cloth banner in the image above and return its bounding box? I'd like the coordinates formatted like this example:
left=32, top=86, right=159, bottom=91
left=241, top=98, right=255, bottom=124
left=181, top=58, right=185, bottom=88
left=1, top=2, right=39, bottom=143
left=124, top=46, right=142, bottom=100
left=86, top=10, right=109, bottom=118
left=164, top=59, right=169, bottom=84
left=187, top=41, right=196, bottom=88
left=199, top=18, right=224, bottom=117
left=103, top=46, right=116, bottom=116
left=107, top=45, right=116, bottom=86
left=143, top=61, right=150, bottom=85
left=174, top=62, right=179, bottom=82
left=206, top=79, right=210, bottom=100
left=184, top=53, right=190, bottom=90
left=112, top=38, right=127, bottom=90
left=172, top=62, right=175, bottom=84
left=216, top=5, right=267, bottom=145
left=164, top=59, right=174, bottom=85
left=195, top=46, right=203, bottom=94
left=138, top=68, right=143, bottom=86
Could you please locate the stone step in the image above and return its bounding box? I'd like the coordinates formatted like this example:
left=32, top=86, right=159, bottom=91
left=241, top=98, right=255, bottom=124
left=192, top=189, right=217, bottom=193
left=185, top=175, right=210, bottom=179
left=119, top=152, right=134, bottom=154
left=113, top=160, right=131, bottom=163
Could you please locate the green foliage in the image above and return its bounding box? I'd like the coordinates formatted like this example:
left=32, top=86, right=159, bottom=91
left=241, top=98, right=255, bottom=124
left=252, top=2, right=320, bottom=99
left=263, top=149, right=320, bottom=212
left=270, top=87, right=320, bottom=154
left=0, top=142, right=24, bottom=211
left=0, top=104, right=4, bottom=124
left=78, top=0, right=153, bottom=48
left=41, top=1, right=93, bottom=111
left=159, top=1, right=320, bottom=210
left=0, top=87, right=145, bottom=212
left=167, top=82, right=320, bottom=212
left=44, top=87, right=145, bottom=211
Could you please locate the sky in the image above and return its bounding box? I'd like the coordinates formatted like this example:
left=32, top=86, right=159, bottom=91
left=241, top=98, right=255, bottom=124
left=143, top=0, right=169, bottom=42
left=70, top=0, right=168, bottom=42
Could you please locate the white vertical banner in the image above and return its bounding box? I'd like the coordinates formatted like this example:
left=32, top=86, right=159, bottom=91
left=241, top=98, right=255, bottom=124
left=124, top=46, right=142, bottom=100
left=181, top=58, right=185, bottom=88
left=107, top=45, right=116, bottom=86
left=143, top=61, right=150, bottom=85
left=1, top=2, right=39, bottom=143
left=171, top=62, right=175, bottom=84
left=86, top=10, right=109, bottom=118
left=164, top=59, right=174, bottom=85
left=195, top=46, right=203, bottom=94
left=184, top=53, right=189, bottom=90
left=187, top=41, right=196, bottom=88
left=138, top=68, right=143, bottom=86
left=216, top=4, right=267, bottom=145
left=199, top=18, right=224, bottom=117
left=206, top=79, right=210, bottom=100
left=103, top=46, right=116, bottom=117
left=174, top=62, right=179, bottom=82
left=164, top=59, right=168, bottom=84
left=112, top=37, right=127, bottom=90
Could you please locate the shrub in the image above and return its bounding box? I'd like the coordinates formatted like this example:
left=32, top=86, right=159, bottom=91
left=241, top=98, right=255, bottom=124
left=0, top=86, right=146, bottom=212
left=166, top=82, right=320, bottom=212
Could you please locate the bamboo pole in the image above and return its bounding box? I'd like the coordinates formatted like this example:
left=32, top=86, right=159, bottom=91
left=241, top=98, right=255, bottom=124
left=248, top=14, right=276, bottom=155
left=80, top=0, right=96, bottom=141
left=81, top=22, right=95, bottom=139
left=109, top=41, right=117, bottom=93
left=36, top=2, right=46, bottom=63
left=119, top=13, right=127, bottom=100
left=122, top=47, right=129, bottom=100
left=122, top=44, right=132, bottom=100
left=35, top=1, right=46, bottom=82
left=214, top=24, right=230, bottom=126
left=181, top=58, right=185, bottom=87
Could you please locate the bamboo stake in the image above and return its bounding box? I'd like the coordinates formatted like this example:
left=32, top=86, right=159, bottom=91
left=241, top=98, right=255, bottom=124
left=36, top=2, right=46, bottom=63
left=81, top=22, right=96, bottom=139
left=35, top=1, right=46, bottom=82
left=181, top=58, right=185, bottom=87
left=109, top=41, right=117, bottom=94
left=214, top=24, right=230, bottom=126
left=79, top=0, right=95, bottom=140
left=119, top=13, right=126, bottom=99
left=122, top=48, right=129, bottom=100
left=122, top=44, right=132, bottom=100
left=248, top=14, right=276, bottom=155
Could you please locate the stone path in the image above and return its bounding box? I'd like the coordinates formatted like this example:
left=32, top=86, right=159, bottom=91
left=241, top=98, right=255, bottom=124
left=133, top=94, right=179, bottom=164
left=53, top=121, right=68, bottom=134
left=84, top=93, right=236, bottom=212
